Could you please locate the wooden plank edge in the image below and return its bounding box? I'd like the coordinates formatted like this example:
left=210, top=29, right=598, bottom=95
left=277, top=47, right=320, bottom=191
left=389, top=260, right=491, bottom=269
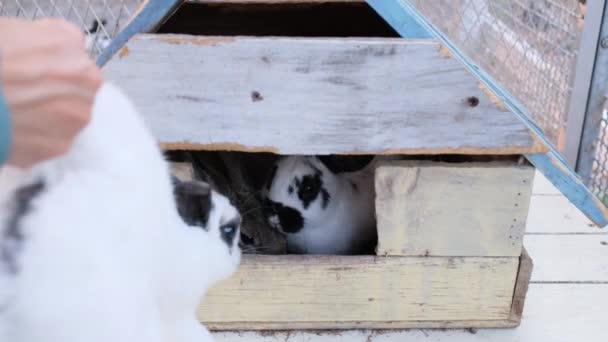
left=130, top=33, right=438, bottom=45
left=97, top=0, right=182, bottom=66
left=160, top=142, right=547, bottom=155
left=374, top=160, right=533, bottom=258
left=508, top=248, right=533, bottom=326
left=115, top=33, right=545, bottom=156
left=204, top=254, right=528, bottom=331
left=206, top=319, right=520, bottom=331
left=369, top=0, right=606, bottom=227
left=200, top=254, right=520, bottom=330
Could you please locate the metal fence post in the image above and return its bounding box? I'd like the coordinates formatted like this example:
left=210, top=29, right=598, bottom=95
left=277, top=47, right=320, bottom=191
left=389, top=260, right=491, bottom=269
left=564, top=0, right=606, bottom=167
left=577, top=1, right=608, bottom=194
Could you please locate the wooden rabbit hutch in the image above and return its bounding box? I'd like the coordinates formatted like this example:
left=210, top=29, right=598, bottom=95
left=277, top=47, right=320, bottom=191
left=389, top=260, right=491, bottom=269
left=99, top=0, right=608, bottom=330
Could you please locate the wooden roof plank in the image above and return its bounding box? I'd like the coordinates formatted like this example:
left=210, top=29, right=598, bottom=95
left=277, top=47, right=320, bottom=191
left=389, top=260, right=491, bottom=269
left=368, top=0, right=608, bottom=227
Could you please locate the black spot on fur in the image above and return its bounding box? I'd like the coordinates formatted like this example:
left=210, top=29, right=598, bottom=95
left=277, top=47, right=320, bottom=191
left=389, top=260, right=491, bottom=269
left=87, top=19, right=106, bottom=34
left=350, top=180, right=358, bottom=192
left=265, top=199, right=304, bottom=234
left=1, top=180, right=45, bottom=275
left=288, top=186, right=294, bottom=194
left=318, top=155, right=374, bottom=174
left=173, top=180, right=212, bottom=230
left=297, top=172, right=325, bottom=209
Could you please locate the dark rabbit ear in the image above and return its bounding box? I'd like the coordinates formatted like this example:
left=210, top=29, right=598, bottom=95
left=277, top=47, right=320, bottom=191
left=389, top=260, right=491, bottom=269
left=173, top=180, right=212, bottom=229
left=265, top=165, right=278, bottom=190
left=317, top=155, right=375, bottom=174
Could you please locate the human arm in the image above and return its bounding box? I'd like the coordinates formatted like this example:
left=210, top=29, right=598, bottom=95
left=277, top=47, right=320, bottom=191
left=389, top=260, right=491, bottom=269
left=0, top=17, right=102, bottom=168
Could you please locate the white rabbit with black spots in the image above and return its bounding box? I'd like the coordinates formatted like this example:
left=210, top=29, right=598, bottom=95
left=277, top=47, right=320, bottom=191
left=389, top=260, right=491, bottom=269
left=263, top=155, right=389, bottom=255
left=0, top=83, right=241, bottom=342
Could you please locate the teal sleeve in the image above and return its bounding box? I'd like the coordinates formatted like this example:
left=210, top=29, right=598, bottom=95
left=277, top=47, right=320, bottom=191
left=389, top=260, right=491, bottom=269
left=0, top=78, right=11, bottom=165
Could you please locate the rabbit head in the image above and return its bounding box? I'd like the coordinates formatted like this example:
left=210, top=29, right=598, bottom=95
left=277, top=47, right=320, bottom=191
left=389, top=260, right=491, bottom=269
left=173, top=179, right=242, bottom=284
left=263, top=156, right=338, bottom=235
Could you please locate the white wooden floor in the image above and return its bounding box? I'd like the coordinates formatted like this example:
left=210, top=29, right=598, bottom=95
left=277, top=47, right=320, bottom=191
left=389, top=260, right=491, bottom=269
left=212, top=172, right=608, bottom=342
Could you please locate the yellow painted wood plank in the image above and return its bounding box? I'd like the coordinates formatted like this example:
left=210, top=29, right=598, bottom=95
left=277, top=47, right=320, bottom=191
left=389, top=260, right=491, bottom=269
left=198, top=255, right=519, bottom=327
left=375, top=161, right=534, bottom=257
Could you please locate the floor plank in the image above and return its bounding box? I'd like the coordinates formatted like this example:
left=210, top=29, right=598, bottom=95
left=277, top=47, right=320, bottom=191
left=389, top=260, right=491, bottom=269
left=531, top=171, right=561, bottom=195
left=526, top=195, right=603, bottom=234
left=525, top=235, right=608, bottom=282
left=213, top=284, right=608, bottom=341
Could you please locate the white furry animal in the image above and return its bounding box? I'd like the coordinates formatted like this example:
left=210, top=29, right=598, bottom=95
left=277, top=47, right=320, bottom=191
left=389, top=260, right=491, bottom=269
left=263, top=156, right=383, bottom=255
left=84, top=19, right=111, bottom=53
left=0, top=83, right=241, bottom=342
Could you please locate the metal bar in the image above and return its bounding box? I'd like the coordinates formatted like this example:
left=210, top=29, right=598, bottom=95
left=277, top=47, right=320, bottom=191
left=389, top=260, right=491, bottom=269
left=564, top=0, right=606, bottom=167
left=577, top=1, right=608, bottom=186
left=366, top=0, right=432, bottom=39
left=97, top=0, right=182, bottom=66
left=372, top=0, right=608, bottom=227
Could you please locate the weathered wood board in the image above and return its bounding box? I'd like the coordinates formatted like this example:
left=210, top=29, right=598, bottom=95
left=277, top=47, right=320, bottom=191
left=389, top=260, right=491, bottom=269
left=525, top=234, right=608, bottom=282
left=375, top=161, right=534, bottom=257
left=104, top=34, right=545, bottom=155
left=212, top=284, right=608, bottom=340
left=198, top=254, right=520, bottom=329
left=527, top=195, right=602, bottom=234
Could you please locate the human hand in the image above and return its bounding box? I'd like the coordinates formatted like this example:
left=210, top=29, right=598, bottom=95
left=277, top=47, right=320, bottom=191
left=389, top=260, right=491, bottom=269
left=0, top=17, right=102, bottom=168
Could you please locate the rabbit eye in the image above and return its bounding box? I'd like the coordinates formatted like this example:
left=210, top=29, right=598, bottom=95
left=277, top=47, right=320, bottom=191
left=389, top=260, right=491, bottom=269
left=220, top=223, right=239, bottom=247
left=297, top=175, right=322, bottom=209
left=300, top=180, right=316, bottom=197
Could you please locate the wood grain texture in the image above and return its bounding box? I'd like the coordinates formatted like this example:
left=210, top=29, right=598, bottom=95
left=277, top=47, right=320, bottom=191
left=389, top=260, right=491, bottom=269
left=198, top=254, right=519, bottom=328
left=213, top=284, right=608, bottom=340
left=375, top=161, right=534, bottom=257
left=207, top=318, right=521, bottom=331
left=368, top=0, right=608, bottom=226
left=104, top=34, right=546, bottom=155
left=509, top=249, right=532, bottom=323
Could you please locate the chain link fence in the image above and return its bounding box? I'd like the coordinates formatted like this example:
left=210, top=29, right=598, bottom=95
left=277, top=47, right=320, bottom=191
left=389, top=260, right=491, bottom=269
left=407, top=0, right=608, bottom=204
left=4, top=0, right=608, bottom=201
left=0, top=0, right=142, bottom=56
left=589, top=103, right=608, bottom=203
left=410, top=0, right=585, bottom=150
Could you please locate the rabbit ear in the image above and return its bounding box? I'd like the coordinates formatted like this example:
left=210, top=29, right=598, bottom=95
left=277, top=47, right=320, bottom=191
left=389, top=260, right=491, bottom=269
left=173, top=180, right=212, bottom=229
left=265, top=165, right=278, bottom=191
left=317, top=155, right=375, bottom=174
